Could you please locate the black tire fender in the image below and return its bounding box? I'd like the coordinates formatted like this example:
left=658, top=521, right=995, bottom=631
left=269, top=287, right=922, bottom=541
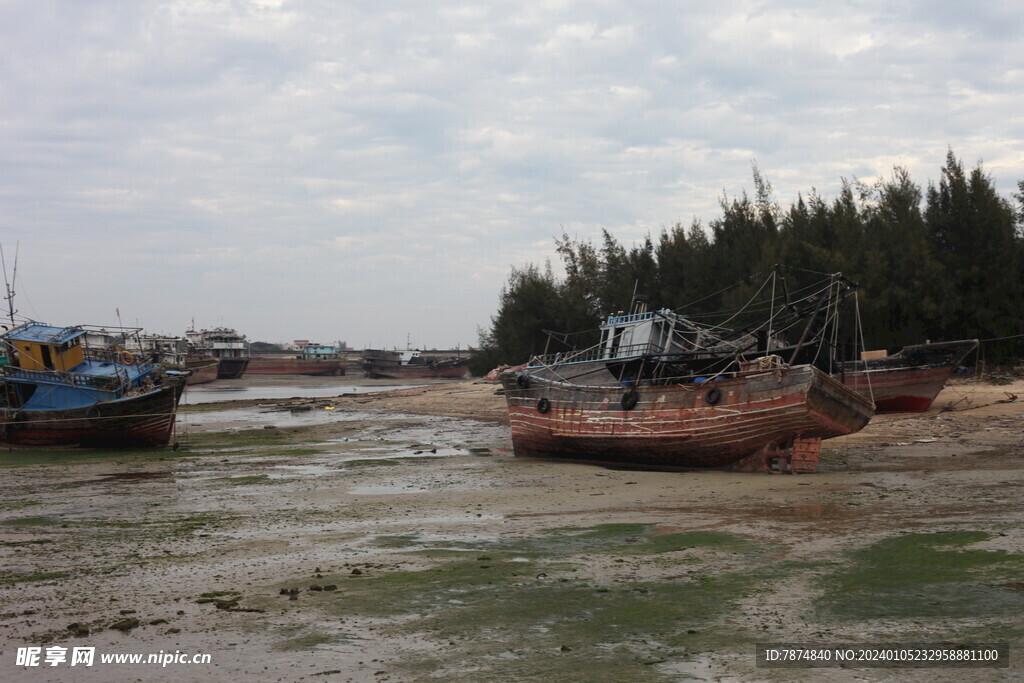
left=621, top=388, right=639, bottom=411
left=516, top=374, right=530, bottom=390
left=536, top=397, right=550, bottom=414
left=705, top=386, right=722, bottom=406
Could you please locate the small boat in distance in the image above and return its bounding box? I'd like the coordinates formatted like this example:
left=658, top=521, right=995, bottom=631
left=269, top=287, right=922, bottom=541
left=362, top=349, right=468, bottom=380
left=500, top=294, right=874, bottom=472
left=0, top=321, right=189, bottom=448
left=141, top=334, right=219, bottom=385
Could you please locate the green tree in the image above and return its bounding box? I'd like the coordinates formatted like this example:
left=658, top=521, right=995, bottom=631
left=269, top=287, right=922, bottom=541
left=855, top=166, right=945, bottom=349
left=924, top=151, right=1020, bottom=352
left=654, top=220, right=708, bottom=308
left=469, top=263, right=565, bottom=374
left=703, top=165, right=781, bottom=317
left=475, top=152, right=1024, bottom=370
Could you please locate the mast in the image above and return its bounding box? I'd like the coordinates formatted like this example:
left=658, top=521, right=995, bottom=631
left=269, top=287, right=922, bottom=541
left=1, top=242, right=18, bottom=328
left=787, top=278, right=834, bottom=366
left=1, top=243, right=19, bottom=367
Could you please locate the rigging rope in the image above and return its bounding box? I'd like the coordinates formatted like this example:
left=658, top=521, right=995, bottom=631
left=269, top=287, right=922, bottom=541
left=854, top=291, right=875, bottom=405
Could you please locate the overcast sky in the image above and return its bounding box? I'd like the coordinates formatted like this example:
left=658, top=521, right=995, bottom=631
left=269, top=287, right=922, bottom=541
left=2, top=1, right=1022, bottom=349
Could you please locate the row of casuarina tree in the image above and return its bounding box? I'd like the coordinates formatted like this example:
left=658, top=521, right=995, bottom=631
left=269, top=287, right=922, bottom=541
left=469, top=150, right=1024, bottom=376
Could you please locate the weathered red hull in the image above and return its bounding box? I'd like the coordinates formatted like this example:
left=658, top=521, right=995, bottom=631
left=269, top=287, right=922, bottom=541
left=363, top=362, right=468, bottom=380
left=246, top=358, right=347, bottom=376
left=841, top=364, right=955, bottom=412
left=0, top=378, right=188, bottom=448
left=839, top=339, right=977, bottom=412
left=500, top=365, right=873, bottom=470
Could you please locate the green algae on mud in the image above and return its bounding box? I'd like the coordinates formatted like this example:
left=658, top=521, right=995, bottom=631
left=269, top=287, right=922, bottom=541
left=214, top=474, right=273, bottom=486
left=339, top=456, right=438, bottom=468
left=177, top=417, right=376, bottom=450
left=265, top=524, right=768, bottom=680
left=0, top=448, right=186, bottom=467
left=0, top=515, right=64, bottom=527
left=177, top=428, right=312, bottom=451
left=179, top=402, right=238, bottom=413
left=370, top=524, right=760, bottom=559
left=0, top=570, right=71, bottom=586
left=818, top=531, right=1024, bottom=621
left=5, top=512, right=235, bottom=537
left=0, top=499, right=42, bottom=513
left=538, top=524, right=760, bottom=557
left=259, top=447, right=325, bottom=458
left=258, top=523, right=1024, bottom=678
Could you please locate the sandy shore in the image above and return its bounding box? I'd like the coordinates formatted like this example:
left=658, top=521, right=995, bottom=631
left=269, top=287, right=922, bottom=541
left=1, top=377, right=1022, bottom=681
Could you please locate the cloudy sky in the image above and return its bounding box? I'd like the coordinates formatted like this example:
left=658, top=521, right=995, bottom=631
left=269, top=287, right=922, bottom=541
left=2, top=1, right=1022, bottom=349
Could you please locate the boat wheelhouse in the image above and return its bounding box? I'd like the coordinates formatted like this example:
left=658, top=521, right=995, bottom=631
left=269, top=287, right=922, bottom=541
left=185, top=326, right=250, bottom=379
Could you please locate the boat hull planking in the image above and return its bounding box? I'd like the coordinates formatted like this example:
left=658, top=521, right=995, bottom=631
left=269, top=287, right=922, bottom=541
left=501, top=364, right=873, bottom=470
left=0, top=379, right=187, bottom=448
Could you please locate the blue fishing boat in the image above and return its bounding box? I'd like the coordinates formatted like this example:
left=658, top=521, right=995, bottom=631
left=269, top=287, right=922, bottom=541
left=0, top=321, right=189, bottom=448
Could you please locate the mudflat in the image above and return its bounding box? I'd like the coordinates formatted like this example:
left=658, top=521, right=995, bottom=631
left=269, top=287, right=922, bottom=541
left=1, top=377, right=1022, bottom=681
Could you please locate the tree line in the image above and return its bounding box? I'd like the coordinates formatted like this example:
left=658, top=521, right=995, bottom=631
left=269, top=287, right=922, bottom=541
left=469, top=150, right=1024, bottom=375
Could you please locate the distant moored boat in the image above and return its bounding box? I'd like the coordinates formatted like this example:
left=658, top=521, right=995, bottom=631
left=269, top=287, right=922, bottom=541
left=185, top=326, right=250, bottom=379
left=362, top=349, right=468, bottom=379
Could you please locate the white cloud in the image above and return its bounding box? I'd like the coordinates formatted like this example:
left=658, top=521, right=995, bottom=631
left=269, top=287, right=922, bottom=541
left=1, top=0, right=1022, bottom=346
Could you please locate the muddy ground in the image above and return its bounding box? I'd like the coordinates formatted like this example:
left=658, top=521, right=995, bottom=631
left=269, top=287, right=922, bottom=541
left=1, top=376, right=1023, bottom=682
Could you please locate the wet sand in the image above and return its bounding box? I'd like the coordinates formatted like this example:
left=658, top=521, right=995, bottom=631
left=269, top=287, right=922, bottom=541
left=1, top=377, right=1023, bottom=681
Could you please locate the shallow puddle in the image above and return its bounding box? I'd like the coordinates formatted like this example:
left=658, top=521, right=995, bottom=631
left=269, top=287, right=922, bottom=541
left=181, top=383, right=422, bottom=404
left=93, top=472, right=171, bottom=483
left=347, top=484, right=431, bottom=495
left=342, top=445, right=469, bottom=459
left=753, top=501, right=868, bottom=522
left=264, top=464, right=336, bottom=479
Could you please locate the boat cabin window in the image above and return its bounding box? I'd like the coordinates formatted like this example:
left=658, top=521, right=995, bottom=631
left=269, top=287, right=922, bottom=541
left=609, top=327, right=625, bottom=357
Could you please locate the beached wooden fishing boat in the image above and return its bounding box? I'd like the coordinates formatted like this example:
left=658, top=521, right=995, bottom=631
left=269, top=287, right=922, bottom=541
left=0, top=321, right=189, bottom=448
left=839, top=339, right=978, bottom=412
left=501, top=362, right=872, bottom=470
left=500, top=299, right=874, bottom=472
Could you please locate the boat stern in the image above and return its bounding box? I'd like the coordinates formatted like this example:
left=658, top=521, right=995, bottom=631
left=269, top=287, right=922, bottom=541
left=805, top=366, right=875, bottom=438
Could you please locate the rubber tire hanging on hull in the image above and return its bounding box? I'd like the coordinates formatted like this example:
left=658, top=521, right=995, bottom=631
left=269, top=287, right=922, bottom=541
left=705, top=386, right=722, bottom=405
left=536, top=397, right=550, bottom=414
left=621, top=388, right=639, bottom=410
